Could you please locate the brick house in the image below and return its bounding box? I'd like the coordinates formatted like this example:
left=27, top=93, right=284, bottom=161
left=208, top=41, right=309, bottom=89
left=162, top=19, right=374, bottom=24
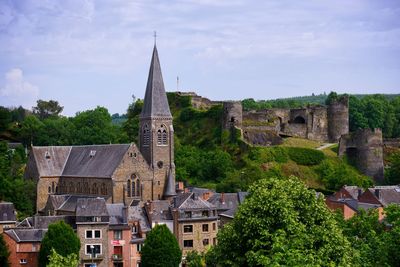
left=3, top=228, right=46, bottom=267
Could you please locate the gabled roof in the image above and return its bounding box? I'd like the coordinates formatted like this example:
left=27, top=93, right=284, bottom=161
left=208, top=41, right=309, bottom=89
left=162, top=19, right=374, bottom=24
left=343, top=186, right=363, bottom=199
left=62, top=144, right=130, bottom=178
left=31, top=146, right=71, bottom=177
left=5, top=228, right=47, bottom=242
left=76, top=198, right=108, bottom=217
left=33, top=215, right=67, bottom=229
left=145, top=200, right=173, bottom=221
left=367, top=186, right=400, bottom=206
left=208, top=192, right=247, bottom=212
left=174, top=193, right=215, bottom=210
left=140, top=45, right=172, bottom=119
left=0, top=202, right=16, bottom=222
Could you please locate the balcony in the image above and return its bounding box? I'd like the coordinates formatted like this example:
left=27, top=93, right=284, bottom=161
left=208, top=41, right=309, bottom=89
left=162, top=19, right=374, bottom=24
left=82, top=254, right=104, bottom=261
left=112, top=254, right=123, bottom=261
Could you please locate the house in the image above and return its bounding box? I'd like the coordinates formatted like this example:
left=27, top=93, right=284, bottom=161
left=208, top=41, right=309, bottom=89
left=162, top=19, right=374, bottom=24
left=207, top=192, right=248, bottom=226
left=3, top=228, right=46, bottom=267
left=0, top=202, right=16, bottom=233
left=172, top=193, right=218, bottom=255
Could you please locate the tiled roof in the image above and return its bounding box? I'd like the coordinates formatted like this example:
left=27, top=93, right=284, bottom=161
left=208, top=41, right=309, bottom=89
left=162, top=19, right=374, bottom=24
left=62, top=144, right=130, bottom=178
left=128, top=205, right=151, bottom=232
left=140, top=45, right=172, bottom=119
left=175, top=193, right=215, bottom=210
left=107, top=203, right=126, bottom=225
left=76, top=198, right=108, bottom=217
left=5, top=228, right=47, bottom=242
left=0, top=202, right=16, bottom=222
left=146, top=200, right=173, bottom=221
left=31, top=146, right=71, bottom=177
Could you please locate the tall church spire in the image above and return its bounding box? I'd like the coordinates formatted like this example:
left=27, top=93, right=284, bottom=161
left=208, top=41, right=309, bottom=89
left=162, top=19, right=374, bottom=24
left=140, top=45, right=172, bottom=119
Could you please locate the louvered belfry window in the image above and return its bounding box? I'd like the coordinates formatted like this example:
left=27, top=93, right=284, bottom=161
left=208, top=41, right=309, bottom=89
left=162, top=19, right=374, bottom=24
left=143, top=124, right=150, bottom=147
left=157, top=125, right=168, bottom=146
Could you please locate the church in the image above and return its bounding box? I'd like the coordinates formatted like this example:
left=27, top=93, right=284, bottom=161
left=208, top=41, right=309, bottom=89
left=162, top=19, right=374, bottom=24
left=25, top=45, right=177, bottom=213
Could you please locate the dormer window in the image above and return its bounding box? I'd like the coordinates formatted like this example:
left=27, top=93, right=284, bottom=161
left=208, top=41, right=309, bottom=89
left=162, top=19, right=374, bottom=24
left=45, top=151, right=50, bottom=159
left=89, top=150, right=96, bottom=157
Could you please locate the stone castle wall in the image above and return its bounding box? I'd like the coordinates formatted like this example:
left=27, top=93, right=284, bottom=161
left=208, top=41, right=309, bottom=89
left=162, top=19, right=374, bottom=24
left=338, top=128, right=384, bottom=181
left=328, top=96, right=349, bottom=142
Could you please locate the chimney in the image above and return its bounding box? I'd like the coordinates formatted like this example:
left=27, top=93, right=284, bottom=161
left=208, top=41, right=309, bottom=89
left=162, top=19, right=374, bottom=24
left=202, top=192, right=210, bottom=201
left=357, top=189, right=362, bottom=199
left=375, top=189, right=380, bottom=199
left=177, top=182, right=184, bottom=191
left=220, top=193, right=225, bottom=204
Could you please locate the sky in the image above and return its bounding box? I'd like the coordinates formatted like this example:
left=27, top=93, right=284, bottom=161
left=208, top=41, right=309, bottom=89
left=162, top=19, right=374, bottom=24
left=0, top=0, right=399, bottom=116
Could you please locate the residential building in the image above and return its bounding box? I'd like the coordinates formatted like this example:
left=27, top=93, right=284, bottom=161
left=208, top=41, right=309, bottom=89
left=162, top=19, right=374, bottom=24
left=0, top=202, right=16, bottom=233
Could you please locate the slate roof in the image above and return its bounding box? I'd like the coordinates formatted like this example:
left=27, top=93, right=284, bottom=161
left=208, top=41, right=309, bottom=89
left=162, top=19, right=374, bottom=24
left=0, top=202, right=16, bottom=222
left=56, top=195, right=97, bottom=213
left=164, top=167, right=177, bottom=197
left=208, top=192, right=247, bottom=212
left=146, top=200, right=173, bottom=221
left=128, top=205, right=151, bottom=232
left=5, top=228, right=47, bottom=242
left=140, top=45, right=172, bottom=119
left=62, top=144, right=130, bottom=178
left=368, top=186, right=400, bottom=206
left=188, top=187, right=216, bottom=196
left=16, top=217, right=33, bottom=228
left=76, top=198, right=109, bottom=217
left=220, top=208, right=236, bottom=218
left=174, top=193, right=215, bottom=210
left=107, top=203, right=126, bottom=225
left=33, top=215, right=67, bottom=229
left=343, top=186, right=363, bottom=199
left=31, top=146, right=71, bottom=177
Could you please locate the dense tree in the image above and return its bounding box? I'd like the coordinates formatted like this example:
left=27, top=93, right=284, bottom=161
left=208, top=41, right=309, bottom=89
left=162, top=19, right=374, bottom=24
left=33, top=99, right=64, bottom=119
left=47, top=249, right=79, bottom=267
left=18, top=115, right=44, bottom=145
left=385, top=151, right=400, bottom=184
left=141, top=224, right=182, bottom=267
left=36, top=117, right=75, bottom=145
left=39, top=221, right=80, bottom=267
left=0, top=106, right=12, bottom=132
left=0, top=234, right=10, bottom=267
left=208, top=177, right=354, bottom=266
left=72, top=106, right=121, bottom=145
left=123, top=98, right=143, bottom=143
left=185, top=251, right=204, bottom=267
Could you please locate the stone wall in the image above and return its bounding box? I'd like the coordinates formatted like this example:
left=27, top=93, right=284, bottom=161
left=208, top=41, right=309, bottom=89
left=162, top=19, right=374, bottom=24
left=222, top=101, right=243, bottom=130
left=77, top=224, right=109, bottom=267
left=328, top=96, right=349, bottom=142
left=338, top=128, right=384, bottom=181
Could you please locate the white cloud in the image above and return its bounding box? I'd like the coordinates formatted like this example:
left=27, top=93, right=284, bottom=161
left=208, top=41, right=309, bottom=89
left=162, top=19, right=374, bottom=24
left=0, top=68, right=39, bottom=108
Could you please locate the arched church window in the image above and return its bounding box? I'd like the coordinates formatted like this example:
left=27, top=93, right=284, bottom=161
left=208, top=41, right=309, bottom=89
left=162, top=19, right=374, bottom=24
left=127, top=180, right=131, bottom=197
left=77, top=182, right=81, bottom=193
left=48, top=186, right=51, bottom=194
left=157, top=125, right=168, bottom=146
left=131, top=174, right=140, bottom=197
left=52, top=182, right=55, bottom=193
left=143, top=124, right=150, bottom=147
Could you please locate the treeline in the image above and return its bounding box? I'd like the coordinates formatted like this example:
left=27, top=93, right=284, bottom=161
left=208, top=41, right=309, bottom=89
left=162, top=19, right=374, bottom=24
left=243, top=93, right=400, bottom=138
left=0, top=101, right=129, bottom=146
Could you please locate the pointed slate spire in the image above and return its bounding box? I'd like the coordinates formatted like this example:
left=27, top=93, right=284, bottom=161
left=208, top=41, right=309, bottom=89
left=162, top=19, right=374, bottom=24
left=140, top=45, right=172, bottom=119
left=164, top=167, right=176, bottom=198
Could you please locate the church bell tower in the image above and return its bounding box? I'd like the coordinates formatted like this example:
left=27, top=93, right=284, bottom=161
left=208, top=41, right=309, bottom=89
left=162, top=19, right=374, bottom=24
left=139, top=45, right=176, bottom=200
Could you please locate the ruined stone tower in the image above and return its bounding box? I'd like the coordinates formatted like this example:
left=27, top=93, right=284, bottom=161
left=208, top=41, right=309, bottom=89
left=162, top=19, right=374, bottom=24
left=139, top=45, right=176, bottom=200
left=327, top=96, right=349, bottom=142
left=338, top=128, right=384, bottom=182
left=222, top=101, right=243, bottom=130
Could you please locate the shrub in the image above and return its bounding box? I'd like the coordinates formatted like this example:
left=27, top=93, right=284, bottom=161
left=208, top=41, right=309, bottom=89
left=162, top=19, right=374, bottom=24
left=286, top=147, right=325, bottom=165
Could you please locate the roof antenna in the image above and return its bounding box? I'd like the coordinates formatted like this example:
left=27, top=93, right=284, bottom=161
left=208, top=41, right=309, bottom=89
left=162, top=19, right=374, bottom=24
left=153, top=31, right=157, bottom=46
left=177, top=76, right=179, bottom=91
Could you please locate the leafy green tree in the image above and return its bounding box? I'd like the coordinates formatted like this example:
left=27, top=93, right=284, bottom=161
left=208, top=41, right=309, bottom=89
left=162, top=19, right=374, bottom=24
left=33, top=99, right=64, bottom=119
left=141, top=224, right=182, bottom=267
left=123, top=98, right=143, bottom=143
left=0, top=106, right=12, bottom=132
left=340, top=209, right=386, bottom=266
left=37, top=117, right=75, bottom=145
left=0, top=234, right=10, bottom=267
left=186, top=251, right=204, bottom=267
left=72, top=106, right=119, bottom=145
left=208, top=177, right=354, bottom=266
left=18, top=115, right=44, bottom=145
left=47, top=249, right=79, bottom=267
left=385, top=151, right=400, bottom=184
left=39, top=221, right=80, bottom=267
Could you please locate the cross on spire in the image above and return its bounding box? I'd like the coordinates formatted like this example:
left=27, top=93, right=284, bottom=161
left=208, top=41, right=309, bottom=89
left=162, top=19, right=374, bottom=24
left=153, top=31, right=157, bottom=46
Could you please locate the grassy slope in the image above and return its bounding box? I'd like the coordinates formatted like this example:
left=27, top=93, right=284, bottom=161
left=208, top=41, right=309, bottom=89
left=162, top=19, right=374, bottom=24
left=167, top=93, right=372, bottom=193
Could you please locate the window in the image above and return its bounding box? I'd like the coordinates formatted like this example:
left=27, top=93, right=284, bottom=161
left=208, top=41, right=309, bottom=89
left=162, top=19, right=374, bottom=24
left=92, top=183, right=98, bottom=194
left=183, top=225, right=193, bottom=233
left=157, top=125, right=168, bottom=146
left=203, top=239, right=209, bottom=246
left=85, top=264, right=97, bottom=267
left=69, top=182, right=74, bottom=193
left=213, top=222, right=216, bottom=231
left=202, top=211, right=209, bottom=217
left=48, top=186, right=51, bottom=194
left=85, top=244, right=101, bottom=255
left=101, top=183, right=107, bottom=195
left=20, top=259, right=27, bottom=264
left=132, top=225, right=138, bottom=234
left=143, top=124, right=150, bottom=147
left=86, top=230, right=101, bottom=239
left=114, top=230, right=122, bottom=240
left=202, top=224, right=209, bottom=232
left=52, top=182, right=55, bottom=192
left=77, top=182, right=81, bottom=193
left=184, top=211, right=192, bottom=218
left=183, top=240, right=193, bottom=248
left=128, top=174, right=140, bottom=197
left=137, top=243, right=142, bottom=252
